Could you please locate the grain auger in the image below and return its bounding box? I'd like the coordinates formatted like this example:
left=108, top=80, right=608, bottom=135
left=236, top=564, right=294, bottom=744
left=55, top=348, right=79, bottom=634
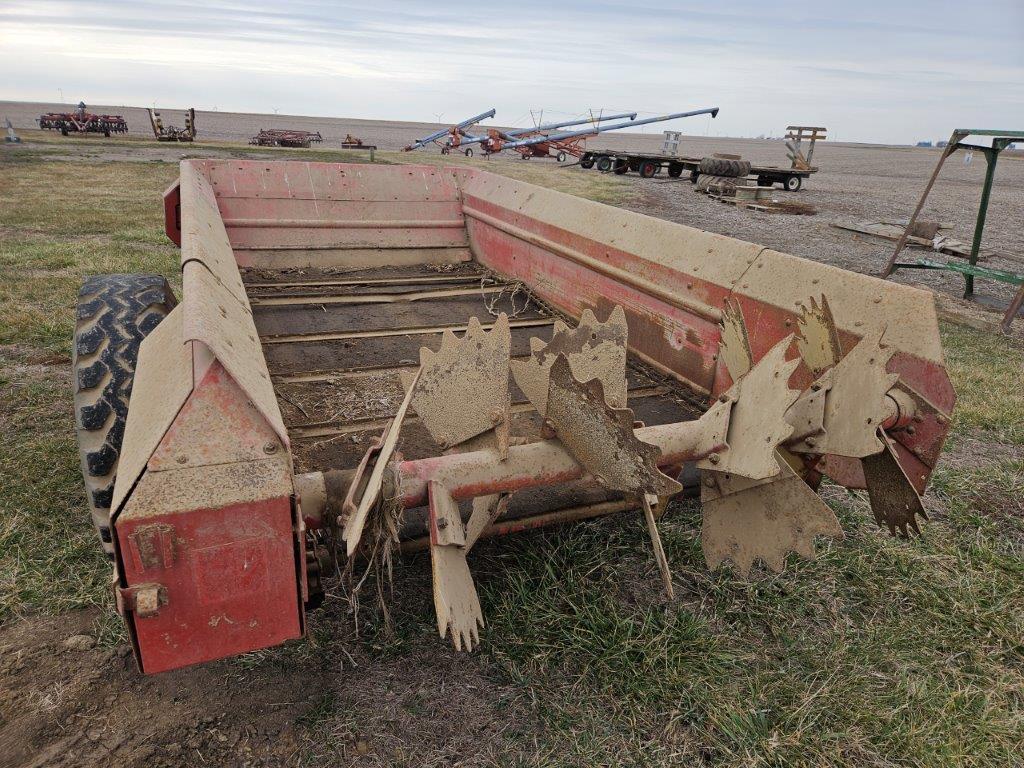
left=338, top=297, right=926, bottom=651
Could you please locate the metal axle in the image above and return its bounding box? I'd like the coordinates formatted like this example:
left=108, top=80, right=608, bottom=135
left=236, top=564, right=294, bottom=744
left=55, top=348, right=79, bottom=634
left=396, top=418, right=724, bottom=508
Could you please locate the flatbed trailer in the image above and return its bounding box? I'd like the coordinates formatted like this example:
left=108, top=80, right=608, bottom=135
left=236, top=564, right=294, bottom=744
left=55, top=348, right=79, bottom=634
left=579, top=151, right=816, bottom=191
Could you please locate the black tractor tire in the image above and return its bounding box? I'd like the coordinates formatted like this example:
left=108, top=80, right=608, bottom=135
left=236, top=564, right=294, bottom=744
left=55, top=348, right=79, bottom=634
left=613, top=158, right=629, bottom=175
left=728, top=159, right=751, bottom=177
left=556, top=151, right=567, bottom=163
left=464, top=147, right=474, bottom=157
left=580, top=155, right=595, bottom=169
left=596, top=156, right=612, bottom=172
left=678, top=462, right=701, bottom=500
left=690, top=170, right=700, bottom=184
left=73, top=274, right=177, bottom=553
left=698, top=157, right=721, bottom=175
left=441, top=146, right=450, bottom=155
left=639, top=160, right=659, bottom=178
left=757, top=175, right=774, bottom=187
left=667, top=163, right=683, bottom=178
left=785, top=175, right=803, bottom=192
left=698, top=157, right=751, bottom=178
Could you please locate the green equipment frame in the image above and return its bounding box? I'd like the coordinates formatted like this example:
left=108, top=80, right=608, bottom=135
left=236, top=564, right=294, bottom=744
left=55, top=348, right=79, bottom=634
left=880, top=129, right=1024, bottom=334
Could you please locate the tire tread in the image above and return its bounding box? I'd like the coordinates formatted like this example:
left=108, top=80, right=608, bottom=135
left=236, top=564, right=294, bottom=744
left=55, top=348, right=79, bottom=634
left=72, top=274, right=176, bottom=549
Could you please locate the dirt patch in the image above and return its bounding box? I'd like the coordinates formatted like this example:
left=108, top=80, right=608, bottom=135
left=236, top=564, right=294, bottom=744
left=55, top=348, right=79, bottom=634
left=764, top=199, right=817, bottom=215
left=276, top=373, right=406, bottom=427
left=0, top=594, right=534, bottom=768
left=0, top=610, right=315, bottom=768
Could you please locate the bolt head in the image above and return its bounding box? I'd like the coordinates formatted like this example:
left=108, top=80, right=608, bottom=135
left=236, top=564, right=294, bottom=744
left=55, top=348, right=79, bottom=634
left=263, top=442, right=278, bottom=454
left=708, top=452, right=720, bottom=465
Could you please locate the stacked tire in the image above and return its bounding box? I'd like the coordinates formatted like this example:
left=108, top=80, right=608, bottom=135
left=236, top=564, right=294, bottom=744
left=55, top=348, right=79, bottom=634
left=696, top=175, right=739, bottom=194
left=698, top=157, right=751, bottom=178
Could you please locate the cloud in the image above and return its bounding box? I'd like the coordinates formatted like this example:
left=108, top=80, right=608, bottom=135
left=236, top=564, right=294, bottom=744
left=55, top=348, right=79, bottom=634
left=1, top=0, right=1022, bottom=143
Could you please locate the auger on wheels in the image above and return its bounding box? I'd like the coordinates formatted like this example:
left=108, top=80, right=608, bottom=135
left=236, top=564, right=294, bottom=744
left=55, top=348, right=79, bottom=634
left=77, top=159, right=953, bottom=672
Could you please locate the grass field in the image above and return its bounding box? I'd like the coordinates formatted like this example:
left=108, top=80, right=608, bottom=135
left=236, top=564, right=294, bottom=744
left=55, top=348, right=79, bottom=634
left=1, top=140, right=1022, bottom=767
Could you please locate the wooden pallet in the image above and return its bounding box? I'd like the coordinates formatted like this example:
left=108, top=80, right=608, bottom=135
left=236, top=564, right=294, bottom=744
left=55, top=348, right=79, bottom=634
left=830, top=219, right=1003, bottom=262
left=709, top=193, right=816, bottom=215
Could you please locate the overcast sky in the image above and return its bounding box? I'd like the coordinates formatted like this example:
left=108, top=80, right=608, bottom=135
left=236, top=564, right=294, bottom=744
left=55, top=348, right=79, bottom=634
left=1, top=0, right=1021, bottom=144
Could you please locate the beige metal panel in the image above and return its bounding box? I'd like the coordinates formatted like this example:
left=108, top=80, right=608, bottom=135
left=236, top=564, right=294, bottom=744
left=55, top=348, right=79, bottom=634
left=179, top=162, right=251, bottom=310
left=216, top=197, right=465, bottom=222
left=181, top=260, right=289, bottom=446
left=111, top=305, right=194, bottom=514
left=453, top=169, right=760, bottom=291
left=232, top=246, right=472, bottom=270
left=148, top=358, right=285, bottom=472
left=119, top=455, right=293, bottom=523
left=201, top=160, right=462, bottom=202
left=224, top=226, right=468, bottom=250
left=455, top=168, right=944, bottom=368
left=747, top=249, right=945, bottom=364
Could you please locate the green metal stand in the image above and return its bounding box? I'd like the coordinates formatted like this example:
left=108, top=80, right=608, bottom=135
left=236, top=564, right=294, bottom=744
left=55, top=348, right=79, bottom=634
left=881, top=128, right=1024, bottom=334
left=966, top=146, right=999, bottom=298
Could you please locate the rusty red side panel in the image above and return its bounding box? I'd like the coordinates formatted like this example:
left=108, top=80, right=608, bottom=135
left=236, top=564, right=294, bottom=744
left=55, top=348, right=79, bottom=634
left=163, top=179, right=181, bottom=246
left=114, top=356, right=302, bottom=673
left=116, top=496, right=300, bottom=674
left=458, top=193, right=735, bottom=394
left=185, top=160, right=470, bottom=270
left=452, top=167, right=954, bottom=493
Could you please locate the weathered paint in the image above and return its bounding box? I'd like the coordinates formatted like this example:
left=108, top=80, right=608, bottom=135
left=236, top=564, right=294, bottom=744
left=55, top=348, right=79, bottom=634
left=116, top=493, right=300, bottom=674
left=115, top=359, right=301, bottom=674
left=110, top=304, right=193, bottom=515
left=123, top=158, right=956, bottom=672
left=454, top=166, right=954, bottom=489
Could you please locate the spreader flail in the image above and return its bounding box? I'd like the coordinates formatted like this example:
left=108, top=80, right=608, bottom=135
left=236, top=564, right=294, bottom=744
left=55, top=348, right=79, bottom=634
left=542, top=355, right=681, bottom=497
left=510, top=305, right=629, bottom=414
left=412, top=313, right=512, bottom=454
left=407, top=314, right=517, bottom=649
left=791, top=299, right=928, bottom=537
left=701, top=459, right=843, bottom=575
left=341, top=298, right=934, bottom=650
